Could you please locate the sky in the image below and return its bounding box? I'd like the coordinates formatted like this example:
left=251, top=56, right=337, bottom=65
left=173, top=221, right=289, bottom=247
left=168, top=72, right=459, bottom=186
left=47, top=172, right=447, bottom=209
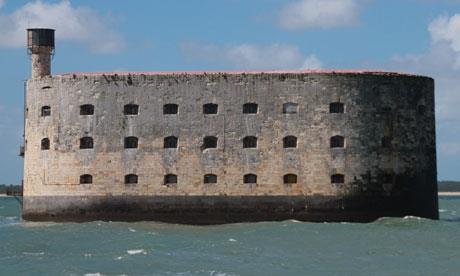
left=0, top=0, right=459, bottom=183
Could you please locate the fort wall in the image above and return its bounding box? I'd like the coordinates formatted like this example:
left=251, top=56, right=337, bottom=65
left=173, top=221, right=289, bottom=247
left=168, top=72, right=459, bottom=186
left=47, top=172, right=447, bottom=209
left=22, top=71, right=438, bottom=223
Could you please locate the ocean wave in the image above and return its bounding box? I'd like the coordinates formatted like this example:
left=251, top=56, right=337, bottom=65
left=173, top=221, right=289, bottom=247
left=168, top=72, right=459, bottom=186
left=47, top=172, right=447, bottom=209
left=23, top=251, right=45, bottom=256
left=127, top=249, right=147, bottom=255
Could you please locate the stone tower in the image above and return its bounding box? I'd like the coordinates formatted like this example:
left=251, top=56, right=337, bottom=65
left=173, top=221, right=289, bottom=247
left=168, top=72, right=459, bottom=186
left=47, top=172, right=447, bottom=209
left=27, top=28, right=55, bottom=78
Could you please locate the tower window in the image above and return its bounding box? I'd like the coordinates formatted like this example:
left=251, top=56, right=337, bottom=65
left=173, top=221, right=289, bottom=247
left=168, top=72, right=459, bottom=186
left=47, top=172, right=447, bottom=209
left=41, top=106, right=51, bottom=117
left=80, top=174, right=93, bottom=184
left=163, top=104, right=178, bottom=115
left=164, top=174, right=178, bottom=186
left=124, top=136, right=138, bottom=149
left=331, top=174, right=345, bottom=184
left=80, top=137, right=94, bottom=149
left=283, top=136, right=297, bottom=148
left=283, top=174, right=297, bottom=184
left=202, top=136, right=218, bottom=150
left=80, top=104, right=94, bottom=115
left=283, top=102, right=298, bottom=114
left=330, top=102, right=344, bottom=113
left=330, top=136, right=345, bottom=148
left=244, top=174, right=257, bottom=184
left=164, top=136, right=178, bottom=148
left=383, top=173, right=394, bottom=184
left=124, top=104, right=139, bottom=115
left=243, top=103, right=258, bottom=114
left=382, top=136, right=392, bottom=148
left=41, top=138, right=50, bottom=150
left=417, top=105, right=426, bottom=115
left=125, top=174, right=138, bottom=184
left=243, top=136, right=257, bottom=148
left=203, top=103, right=218, bottom=114
left=204, top=174, right=217, bottom=184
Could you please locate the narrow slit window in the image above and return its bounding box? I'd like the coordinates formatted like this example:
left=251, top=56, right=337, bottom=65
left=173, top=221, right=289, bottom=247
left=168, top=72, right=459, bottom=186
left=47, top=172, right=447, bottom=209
left=124, top=104, right=139, bottom=115
left=331, top=174, right=345, bottom=184
left=204, top=174, right=217, bottom=184
left=202, top=136, right=218, bottom=150
left=203, top=103, right=218, bottom=114
left=125, top=174, right=138, bottom=184
left=381, top=136, right=392, bottom=148
left=80, top=137, right=94, bottom=149
left=383, top=173, right=394, bottom=184
left=164, top=174, right=178, bottom=186
left=41, top=138, right=50, bottom=150
left=163, top=104, right=178, bottom=115
left=41, top=106, right=51, bottom=117
left=124, top=136, right=138, bottom=149
left=80, top=174, right=93, bottom=184
left=244, top=174, right=257, bottom=184
left=284, top=174, right=297, bottom=184
left=330, top=102, right=344, bottom=113
left=80, top=104, right=94, bottom=115
left=243, top=136, right=257, bottom=148
left=330, top=136, right=345, bottom=148
left=283, top=102, right=298, bottom=114
left=283, top=136, right=297, bottom=148
left=243, top=103, right=258, bottom=114
left=164, top=136, right=178, bottom=148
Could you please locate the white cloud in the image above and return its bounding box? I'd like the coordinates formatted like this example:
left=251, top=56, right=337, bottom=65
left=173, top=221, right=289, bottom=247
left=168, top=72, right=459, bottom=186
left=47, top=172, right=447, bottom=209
left=279, top=0, right=360, bottom=30
left=428, top=14, right=460, bottom=68
left=181, top=42, right=322, bottom=70
left=0, top=0, right=124, bottom=53
left=0, top=0, right=5, bottom=9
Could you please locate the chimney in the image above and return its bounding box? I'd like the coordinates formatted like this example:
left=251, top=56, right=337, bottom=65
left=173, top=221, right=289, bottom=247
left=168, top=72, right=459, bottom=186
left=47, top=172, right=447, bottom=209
left=27, top=28, right=55, bottom=78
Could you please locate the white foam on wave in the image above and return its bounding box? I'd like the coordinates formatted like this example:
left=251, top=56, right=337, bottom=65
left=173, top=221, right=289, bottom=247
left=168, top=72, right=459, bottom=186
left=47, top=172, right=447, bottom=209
left=84, top=273, right=104, bottom=276
left=228, top=238, right=237, bottom=242
left=23, top=251, right=45, bottom=256
left=288, top=219, right=302, bottom=223
left=127, top=249, right=146, bottom=255
left=128, top=227, right=137, bottom=232
left=403, top=216, right=422, bottom=220
left=439, top=209, right=448, bottom=213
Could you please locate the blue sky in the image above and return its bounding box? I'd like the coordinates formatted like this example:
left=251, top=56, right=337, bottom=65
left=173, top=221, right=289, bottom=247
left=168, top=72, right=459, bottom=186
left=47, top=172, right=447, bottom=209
left=0, top=0, right=459, bottom=183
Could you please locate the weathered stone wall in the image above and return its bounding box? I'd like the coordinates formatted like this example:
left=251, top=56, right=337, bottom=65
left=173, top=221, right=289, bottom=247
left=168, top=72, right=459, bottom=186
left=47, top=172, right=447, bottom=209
left=22, top=72, right=438, bottom=222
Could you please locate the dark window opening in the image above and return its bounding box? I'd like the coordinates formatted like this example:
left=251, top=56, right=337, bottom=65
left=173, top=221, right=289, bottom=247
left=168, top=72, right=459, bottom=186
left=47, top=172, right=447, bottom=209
left=283, top=102, right=298, bottom=114
left=382, top=136, right=392, bottom=148
left=243, top=136, right=257, bottom=148
left=330, top=102, right=344, bottom=113
left=124, top=104, right=139, bottom=115
left=284, top=174, right=297, bottom=184
left=163, top=104, right=178, bottom=115
left=80, top=104, right=94, bottom=115
left=283, top=136, right=297, bottom=148
left=80, top=174, right=93, bottom=184
left=244, top=174, right=257, bottom=184
left=41, top=138, right=50, bottom=150
left=331, top=174, right=345, bottom=184
left=164, top=136, right=178, bottom=148
left=203, top=103, right=218, bottom=114
left=243, top=103, right=258, bottom=114
left=41, top=86, right=51, bottom=90
left=41, top=106, right=51, bottom=117
left=202, top=136, right=217, bottom=150
left=417, top=105, right=426, bottom=115
left=204, top=174, right=217, bottom=184
left=164, top=174, right=177, bottom=186
left=330, top=136, right=345, bottom=148
left=124, top=136, right=138, bottom=149
left=383, top=173, right=394, bottom=184
left=80, top=137, right=94, bottom=149
left=125, top=174, right=138, bottom=184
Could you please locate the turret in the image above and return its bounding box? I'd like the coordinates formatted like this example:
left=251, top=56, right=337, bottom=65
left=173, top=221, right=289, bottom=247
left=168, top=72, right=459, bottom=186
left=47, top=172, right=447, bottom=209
left=27, top=28, right=55, bottom=78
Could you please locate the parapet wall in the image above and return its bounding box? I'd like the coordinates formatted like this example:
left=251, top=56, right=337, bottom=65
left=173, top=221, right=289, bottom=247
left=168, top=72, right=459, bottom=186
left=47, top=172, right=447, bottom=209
left=22, top=71, right=438, bottom=222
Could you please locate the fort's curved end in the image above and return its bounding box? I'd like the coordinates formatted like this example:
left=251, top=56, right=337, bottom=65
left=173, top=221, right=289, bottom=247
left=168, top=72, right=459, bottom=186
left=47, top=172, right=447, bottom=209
left=22, top=30, right=438, bottom=224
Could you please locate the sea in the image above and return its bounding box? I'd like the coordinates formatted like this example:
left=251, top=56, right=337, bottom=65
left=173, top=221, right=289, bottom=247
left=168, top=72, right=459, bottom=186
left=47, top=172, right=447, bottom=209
left=0, top=196, right=459, bottom=276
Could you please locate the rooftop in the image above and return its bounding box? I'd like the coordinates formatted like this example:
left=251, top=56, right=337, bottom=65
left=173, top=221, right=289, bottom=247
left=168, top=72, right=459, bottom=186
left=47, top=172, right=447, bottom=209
left=58, top=69, right=428, bottom=78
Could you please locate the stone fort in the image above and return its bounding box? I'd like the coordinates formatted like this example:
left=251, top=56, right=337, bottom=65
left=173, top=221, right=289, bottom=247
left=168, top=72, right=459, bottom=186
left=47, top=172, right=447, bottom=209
left=22, top=29, right=438, bottom=223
